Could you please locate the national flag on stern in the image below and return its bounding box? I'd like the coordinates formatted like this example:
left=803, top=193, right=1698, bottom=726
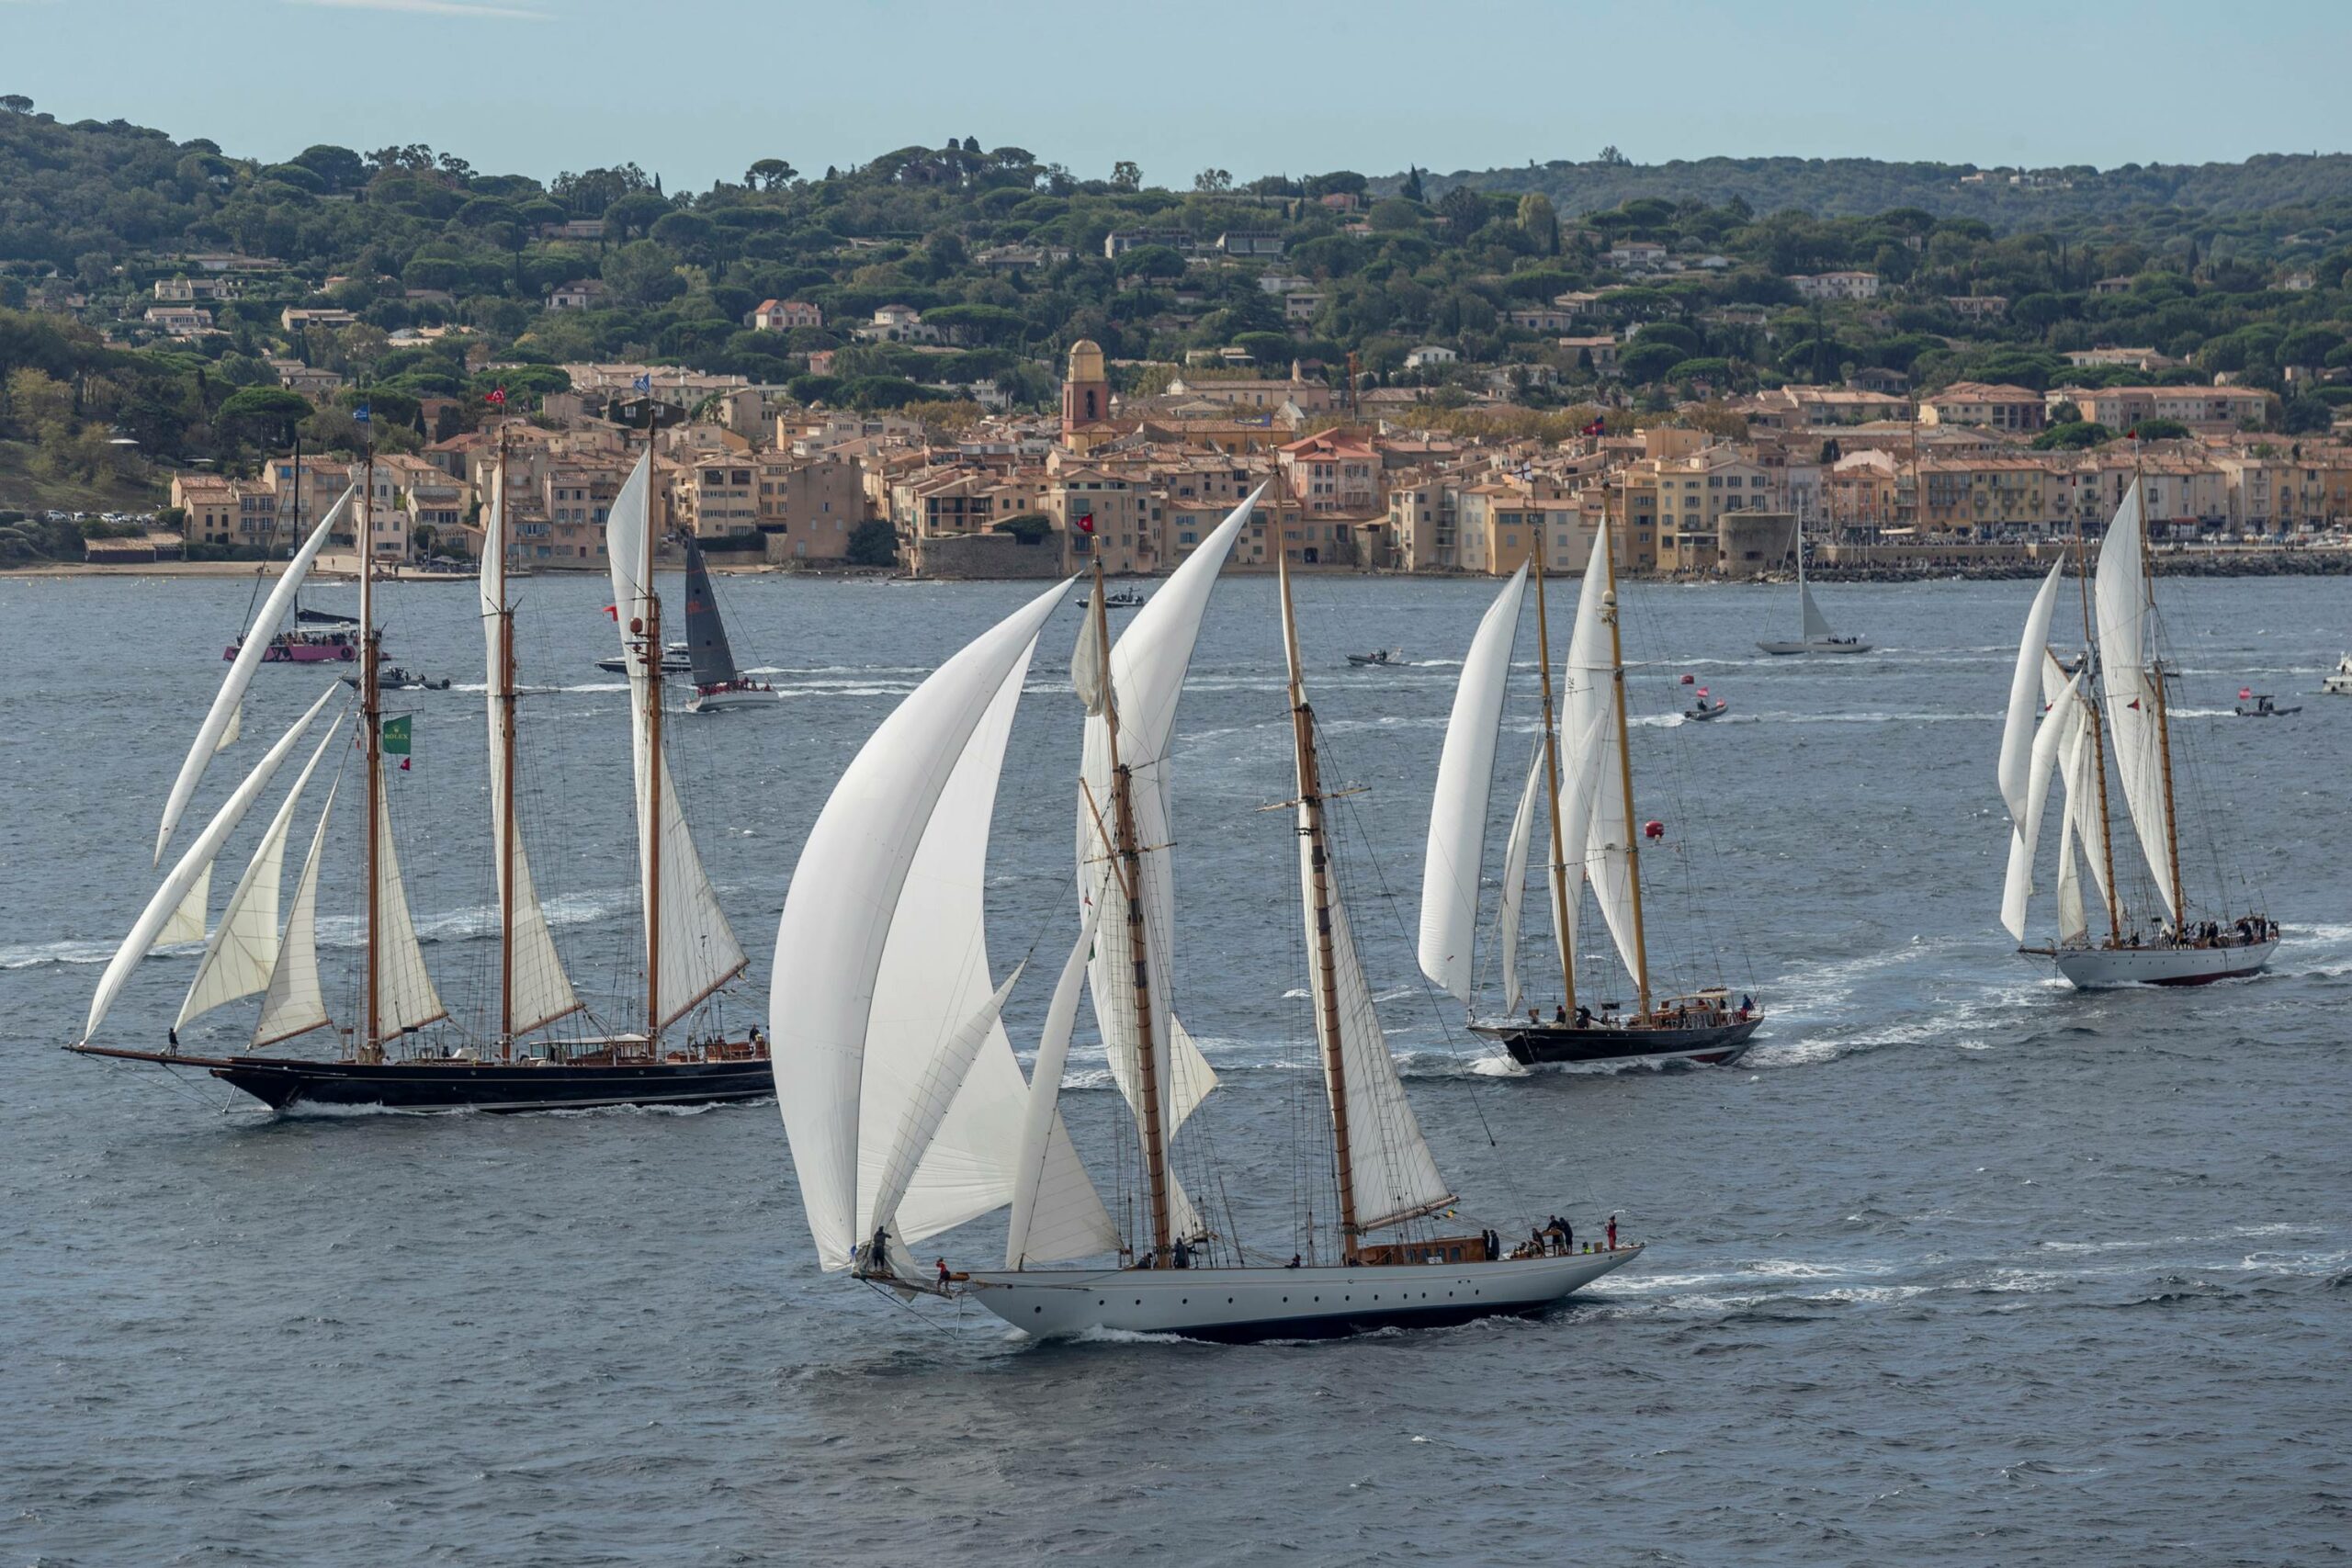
left=381, top=715, right=412, bottom=769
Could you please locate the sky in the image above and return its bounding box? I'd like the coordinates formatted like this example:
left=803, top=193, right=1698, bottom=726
left=9, top=0, right=2351, bottom=192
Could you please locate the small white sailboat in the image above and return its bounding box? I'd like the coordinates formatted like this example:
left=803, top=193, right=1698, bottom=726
left=771, top=491, right=1641, bottom=1341
left=1758, top=517, right=1870, bottom=655
left=2001, top=479, right=2276, bottom=988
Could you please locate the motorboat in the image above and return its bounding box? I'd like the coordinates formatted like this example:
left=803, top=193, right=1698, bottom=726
left=2323, top=654, right=2352, bottom=695
left=1347, top=648, right=1406, bottom=667
left=1683, top=693, right=1729, bottom=721
left=343, top=666, right=450, bottom=692
left=2233, top=692, right=2299, bottom=717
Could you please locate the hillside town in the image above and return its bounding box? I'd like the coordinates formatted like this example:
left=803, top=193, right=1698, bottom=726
left=138, top=338, right=2352, bottom=579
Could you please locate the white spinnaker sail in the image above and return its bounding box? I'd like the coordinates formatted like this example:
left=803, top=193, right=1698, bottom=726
left=85, top=685, right=340, bottom=1043
left=1560, top=534, right=1642, bottom=982
left=1078, top=491, right=1259, bottom=1202
left=865, top=637, right=1112, bottom=1257
left=2000, top=674, right=2081, bottom=942
left=605, top=454, right=749, bottom=1027
left=160, top=864, right=209, bottom=947
left=1006, top=892, right=1116, bottom=1269
left=1497, top=741, right=1544, bottom=1018
left=772, top=580, right=1076, bottom=1272
left=254, top=781, right=336, bottom=1046
left=1418, top=563, right=1528, bottom=1002
left=481, top=470, right=582, bottom=1036
left=1999, top=560, right=2067, bottom=823
left=155, top=488, right=354, bottom=863
left=175, top=722, right=339, bottom=1029
left=368, top=784, right=446, bottom=1043
left=2092, top=482, right=2177, bottom=919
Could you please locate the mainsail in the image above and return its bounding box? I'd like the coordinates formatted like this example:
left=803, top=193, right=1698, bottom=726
left=606, top=456, right=750, bottom=1030
left=155, top=488, right=354, bottom=863
left=680, top=537, right=741, bottom=688
left=773, top=580, right=1111, bottom=1272
left=176, top=721, right=341, bottom=1029
left=85, top=685, right=341, bottom=1043
left=1418, top=563, right=1528, bottom=1003
left=2092, top=482, right=2177, bottom=920
left=481, top=467, right=582, bottom=1037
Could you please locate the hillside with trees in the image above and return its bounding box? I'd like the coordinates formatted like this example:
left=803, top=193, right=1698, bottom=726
left=1, top=96, right=2348, bottom=509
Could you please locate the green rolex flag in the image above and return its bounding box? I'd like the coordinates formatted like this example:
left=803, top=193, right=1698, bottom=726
left=381, top=715, right=412, bottom=756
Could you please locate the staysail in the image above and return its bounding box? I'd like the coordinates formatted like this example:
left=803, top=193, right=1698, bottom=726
left=176, top=720, right=341, bottom=1029
left=1418, top=563, right=1528, bottom=1003
left=1998, top=560, right=2067, bottom=824
left=2092, top=482, right=2177, bottom=920
left=253, top=781, right=336, bottom=1047
left=680, top=537, right=741, bottom=688
left=85, top=685, right=341, bottom=1043
left=606, top=456, right=750, bottom=1028
left=1496, top=740, right=1544, bottom=1018
left=368, top=783, right=447, bottom=1043
left=481, top=468, right=582, bottom=1036
left=1005, top=893, right=1111, bottom=1269
left=155, top=488, right=354, bottom=863
left=1999, top=671, right=2083, bottom=942
left=1076, top=491, right=1260, bottom=1222
left=773, top=580, right=1109, bottom=1272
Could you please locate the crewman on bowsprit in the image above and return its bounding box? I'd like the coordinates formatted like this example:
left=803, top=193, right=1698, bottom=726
left=1606, top=1214, right=1619, bottom=1250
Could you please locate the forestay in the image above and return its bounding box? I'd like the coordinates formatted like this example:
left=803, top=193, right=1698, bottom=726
left=1418, top=562, right=1527, bottom=1003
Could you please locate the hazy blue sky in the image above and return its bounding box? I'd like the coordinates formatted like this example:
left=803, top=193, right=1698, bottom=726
left=10, top=0, right=2350, bottom=190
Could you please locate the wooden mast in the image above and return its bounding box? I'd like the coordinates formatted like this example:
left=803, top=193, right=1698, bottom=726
left=1278, top=546, right=1359, bottom=1259
left=2075, top=507, right=2121, bottom=944
left=493, top=419, right=517, bottom=1056
left=1094, top=557, right=1171, bottom=1263
left=1531, top=513, right=1577, bottom=1015
left=359, top=439, right=382, bottom=1063
left=641, top=452, right=665, bottom=1049
left=1600, top=499, right=1653, bottom=1021
left=2137, top=473, right=2187, bottom=931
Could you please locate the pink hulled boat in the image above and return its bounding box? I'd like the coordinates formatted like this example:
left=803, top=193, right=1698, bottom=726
left=223, top=626, right=382, bottom=663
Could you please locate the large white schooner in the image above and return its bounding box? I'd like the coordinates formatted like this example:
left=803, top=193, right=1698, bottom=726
left=71, top=440, right=769, bottom=1110
left=1422, top=512, right=1762, bottom=1067
left=2000, top=478, right=2276, bottom=987
left=771, top=491, right=1642, bottom=1340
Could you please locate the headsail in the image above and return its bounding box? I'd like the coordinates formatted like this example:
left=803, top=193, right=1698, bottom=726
left=772, top=580, right=1094, bottom=1272
left=2092, top=482, right=2177, bottom=920
left=1999, top=561, right=2066, bottom=824
left=2000, top=672, right=2083, bottom=942
left=1496, top=740, right=1544, bottom=1019
left=606, top=456, right=750, bottom=1028
left=176, top=721, right=340, bottom=1029
left=368, top=783, right=447, bottom=1043
left=1005, top=893, right=1119, bottom=1269
left=155, top=488, right=354, bottom=863
left=85, top=685, right=341, bottom=1043
left=481, top=467, right=582, bottom=1037
left=160, top=864, right=209, bottom=947
left=1418, top=562, right=1528, bottom=1003
left=253, top=781, right=336, bottom=1047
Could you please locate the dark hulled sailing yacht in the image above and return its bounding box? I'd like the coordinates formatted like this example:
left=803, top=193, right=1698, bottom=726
left=680, top=536, right=775, bottom=712
left=1419, top=509, right=1762, bottom=1068
left=71, top=434, right=769, bottom=1111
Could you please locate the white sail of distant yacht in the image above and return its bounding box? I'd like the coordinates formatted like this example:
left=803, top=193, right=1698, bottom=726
left=1758, top=513, right=1871, bottom=655
left=82, top=684, right=342, bottom=1043
left=1999, top=479, right=2275, bottom=987
left=771, top=577, right=1113, bottom=1273
left=481, top=459, right=581, bottom=1042
left=175, top=721, right=341, bottom=1030
left=154, top=488, right=355, bottom=863
left=606, top=454, right=749, bottom=1037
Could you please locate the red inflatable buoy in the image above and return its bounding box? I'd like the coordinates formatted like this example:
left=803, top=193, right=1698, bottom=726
left=1679, top=673, right=1695, bottom=685
left=1644, top=819, right=1665, bottom=840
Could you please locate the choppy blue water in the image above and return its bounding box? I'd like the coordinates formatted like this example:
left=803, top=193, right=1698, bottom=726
left=3, top=569, right=2346, bottom=1566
